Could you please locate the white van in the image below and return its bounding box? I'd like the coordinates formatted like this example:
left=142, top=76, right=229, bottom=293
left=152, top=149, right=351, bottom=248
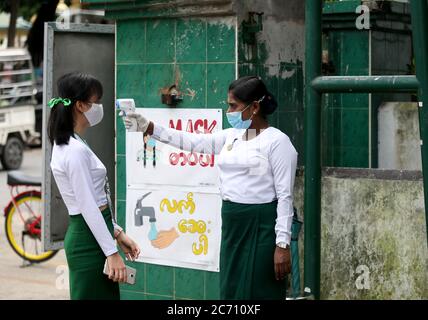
left=0, top=48, right=39, bottom=170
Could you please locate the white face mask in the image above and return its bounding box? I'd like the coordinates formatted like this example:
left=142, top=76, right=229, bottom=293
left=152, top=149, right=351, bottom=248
left=84, top=103, right=104, bottom=127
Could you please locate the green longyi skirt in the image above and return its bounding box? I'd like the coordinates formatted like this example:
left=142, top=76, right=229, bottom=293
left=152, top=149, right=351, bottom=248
left=220, top=200, right=286, bottom=300
left=64, top=207, right=120, bottom=300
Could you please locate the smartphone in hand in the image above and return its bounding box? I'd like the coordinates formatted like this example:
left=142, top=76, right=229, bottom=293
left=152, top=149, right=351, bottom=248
left=103, top=260, right=137, bottom=285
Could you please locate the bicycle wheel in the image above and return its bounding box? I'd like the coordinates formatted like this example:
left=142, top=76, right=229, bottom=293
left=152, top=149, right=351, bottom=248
left=5, top=190, right=58, bottom=263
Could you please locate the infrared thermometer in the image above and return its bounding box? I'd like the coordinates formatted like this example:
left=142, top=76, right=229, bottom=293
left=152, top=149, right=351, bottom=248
left=116, top=98, right=137, bottom=131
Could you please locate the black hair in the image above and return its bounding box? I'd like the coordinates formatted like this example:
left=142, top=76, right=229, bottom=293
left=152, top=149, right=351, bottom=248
left=48, top=72, right=103, bottom=145
left=228, top=76, right=278, bottom=118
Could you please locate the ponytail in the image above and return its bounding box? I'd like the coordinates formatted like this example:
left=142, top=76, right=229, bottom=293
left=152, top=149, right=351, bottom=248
left=48, top=101, right=74, bottom=145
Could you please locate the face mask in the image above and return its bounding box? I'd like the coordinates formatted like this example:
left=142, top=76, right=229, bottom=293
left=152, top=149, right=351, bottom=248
left=84, top=103, right=104, bottom=127
left=226, top=103, right=254, bottom=130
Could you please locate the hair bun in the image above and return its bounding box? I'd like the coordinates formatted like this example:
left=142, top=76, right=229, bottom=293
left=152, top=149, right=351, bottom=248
left=260, top=91, right=278, bottom=115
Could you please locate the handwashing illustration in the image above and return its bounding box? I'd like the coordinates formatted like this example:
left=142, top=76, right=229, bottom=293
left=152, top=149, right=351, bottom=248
left=134, top=192, right=179, bottom=247
left=133, top=192, right=210, bottom=253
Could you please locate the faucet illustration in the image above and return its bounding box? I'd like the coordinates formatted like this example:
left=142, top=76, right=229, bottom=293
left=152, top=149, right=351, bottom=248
left=134, top=192, right=157, bottom=226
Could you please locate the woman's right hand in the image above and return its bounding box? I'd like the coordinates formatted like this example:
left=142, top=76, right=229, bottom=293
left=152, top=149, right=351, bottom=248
left=106, top=252, right=127, bottom=283
left=123, top=112, right=150, bottom=133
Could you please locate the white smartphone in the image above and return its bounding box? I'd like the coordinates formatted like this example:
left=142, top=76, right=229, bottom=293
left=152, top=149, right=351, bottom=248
left=103, top=260, right=137, bottom=285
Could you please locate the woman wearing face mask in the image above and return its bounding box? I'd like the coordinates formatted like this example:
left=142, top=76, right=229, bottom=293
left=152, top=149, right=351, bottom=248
left=123, top=76, right=298, bottom=300
left=48, top=72, right=140, bottom=300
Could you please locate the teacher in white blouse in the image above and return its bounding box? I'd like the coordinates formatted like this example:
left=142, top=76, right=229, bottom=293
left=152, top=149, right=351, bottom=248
left=124, top=76, right=297, bottom=300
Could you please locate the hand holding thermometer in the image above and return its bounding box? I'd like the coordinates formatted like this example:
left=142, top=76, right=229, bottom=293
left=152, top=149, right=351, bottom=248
left=116, top=98, right=137, bottom=131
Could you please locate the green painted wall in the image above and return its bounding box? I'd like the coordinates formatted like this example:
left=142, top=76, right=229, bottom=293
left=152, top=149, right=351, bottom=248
left=236, top=0, right=305, bottom=165
left=321, top=0, right=413, bottom=168
left=84, top=0, right=306, bottom=300
left=80, top=0, right=425, bottom=300
left=238, top=54, right=304, bottom=166
left=322, top=30, right=370, bottom=168
left=115, top=17, right=236, bottom=300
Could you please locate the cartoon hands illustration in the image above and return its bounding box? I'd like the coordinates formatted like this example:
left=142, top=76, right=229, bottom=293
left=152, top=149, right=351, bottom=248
left=151, top=227, right=179, bottom=249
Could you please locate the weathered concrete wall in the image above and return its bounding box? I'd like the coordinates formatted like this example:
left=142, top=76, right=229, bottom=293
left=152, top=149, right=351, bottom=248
left=293, top=168, right=428, bottom=299
left=378, top=102, right=422, bottom=170
left=235, top=0, right=306, bottom=164
left=234, top=0, right=305, bottom=65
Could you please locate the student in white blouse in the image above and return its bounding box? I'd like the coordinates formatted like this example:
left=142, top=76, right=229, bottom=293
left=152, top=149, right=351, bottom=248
left=48, top=72, right=140, bottom=300
left=123, top=76, right=298, bottom=300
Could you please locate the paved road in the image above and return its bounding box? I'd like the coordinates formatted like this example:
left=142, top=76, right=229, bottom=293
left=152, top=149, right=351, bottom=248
left=0, top=148, right=69, bottom=300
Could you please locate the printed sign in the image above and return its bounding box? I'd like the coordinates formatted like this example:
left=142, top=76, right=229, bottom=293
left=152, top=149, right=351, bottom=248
left=125, top=108, right=223, bottom=271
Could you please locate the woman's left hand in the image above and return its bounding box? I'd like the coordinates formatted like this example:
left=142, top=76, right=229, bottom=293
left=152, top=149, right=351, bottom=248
left=117, top=232, right=141, bottom=261
left=274, top=246, right=291, bottom=281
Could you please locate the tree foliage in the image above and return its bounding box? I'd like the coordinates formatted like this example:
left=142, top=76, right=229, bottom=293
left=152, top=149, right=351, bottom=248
left=1, top=0, right=43, bottom=21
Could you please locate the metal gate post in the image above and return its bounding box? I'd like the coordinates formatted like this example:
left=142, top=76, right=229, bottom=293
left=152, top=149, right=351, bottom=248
left=304, top=0, right=323, bottom=300
left=410, top=0, right=428, bottom=247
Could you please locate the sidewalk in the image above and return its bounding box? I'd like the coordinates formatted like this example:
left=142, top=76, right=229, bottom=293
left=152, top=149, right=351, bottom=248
left=0, top=148, right=69, bottom=300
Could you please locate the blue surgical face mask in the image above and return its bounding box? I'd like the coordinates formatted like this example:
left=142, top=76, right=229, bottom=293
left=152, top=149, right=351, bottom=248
left=226, top=103, right=253, bottom=129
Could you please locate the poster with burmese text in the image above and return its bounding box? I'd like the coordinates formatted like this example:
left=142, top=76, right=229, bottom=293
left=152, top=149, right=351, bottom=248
left=126, top=108, right=222, bottom=271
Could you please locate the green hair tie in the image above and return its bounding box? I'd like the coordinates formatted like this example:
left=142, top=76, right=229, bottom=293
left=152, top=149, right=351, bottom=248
left=48, top=97, right=71, bottom=108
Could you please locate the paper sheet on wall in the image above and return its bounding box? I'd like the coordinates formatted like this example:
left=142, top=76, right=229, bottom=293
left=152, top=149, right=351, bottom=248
left=125, top=108, right=223, bottom=271
left=126, top=108, right=223, bottom=191
left=126, top=188, right=222, bottom=271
